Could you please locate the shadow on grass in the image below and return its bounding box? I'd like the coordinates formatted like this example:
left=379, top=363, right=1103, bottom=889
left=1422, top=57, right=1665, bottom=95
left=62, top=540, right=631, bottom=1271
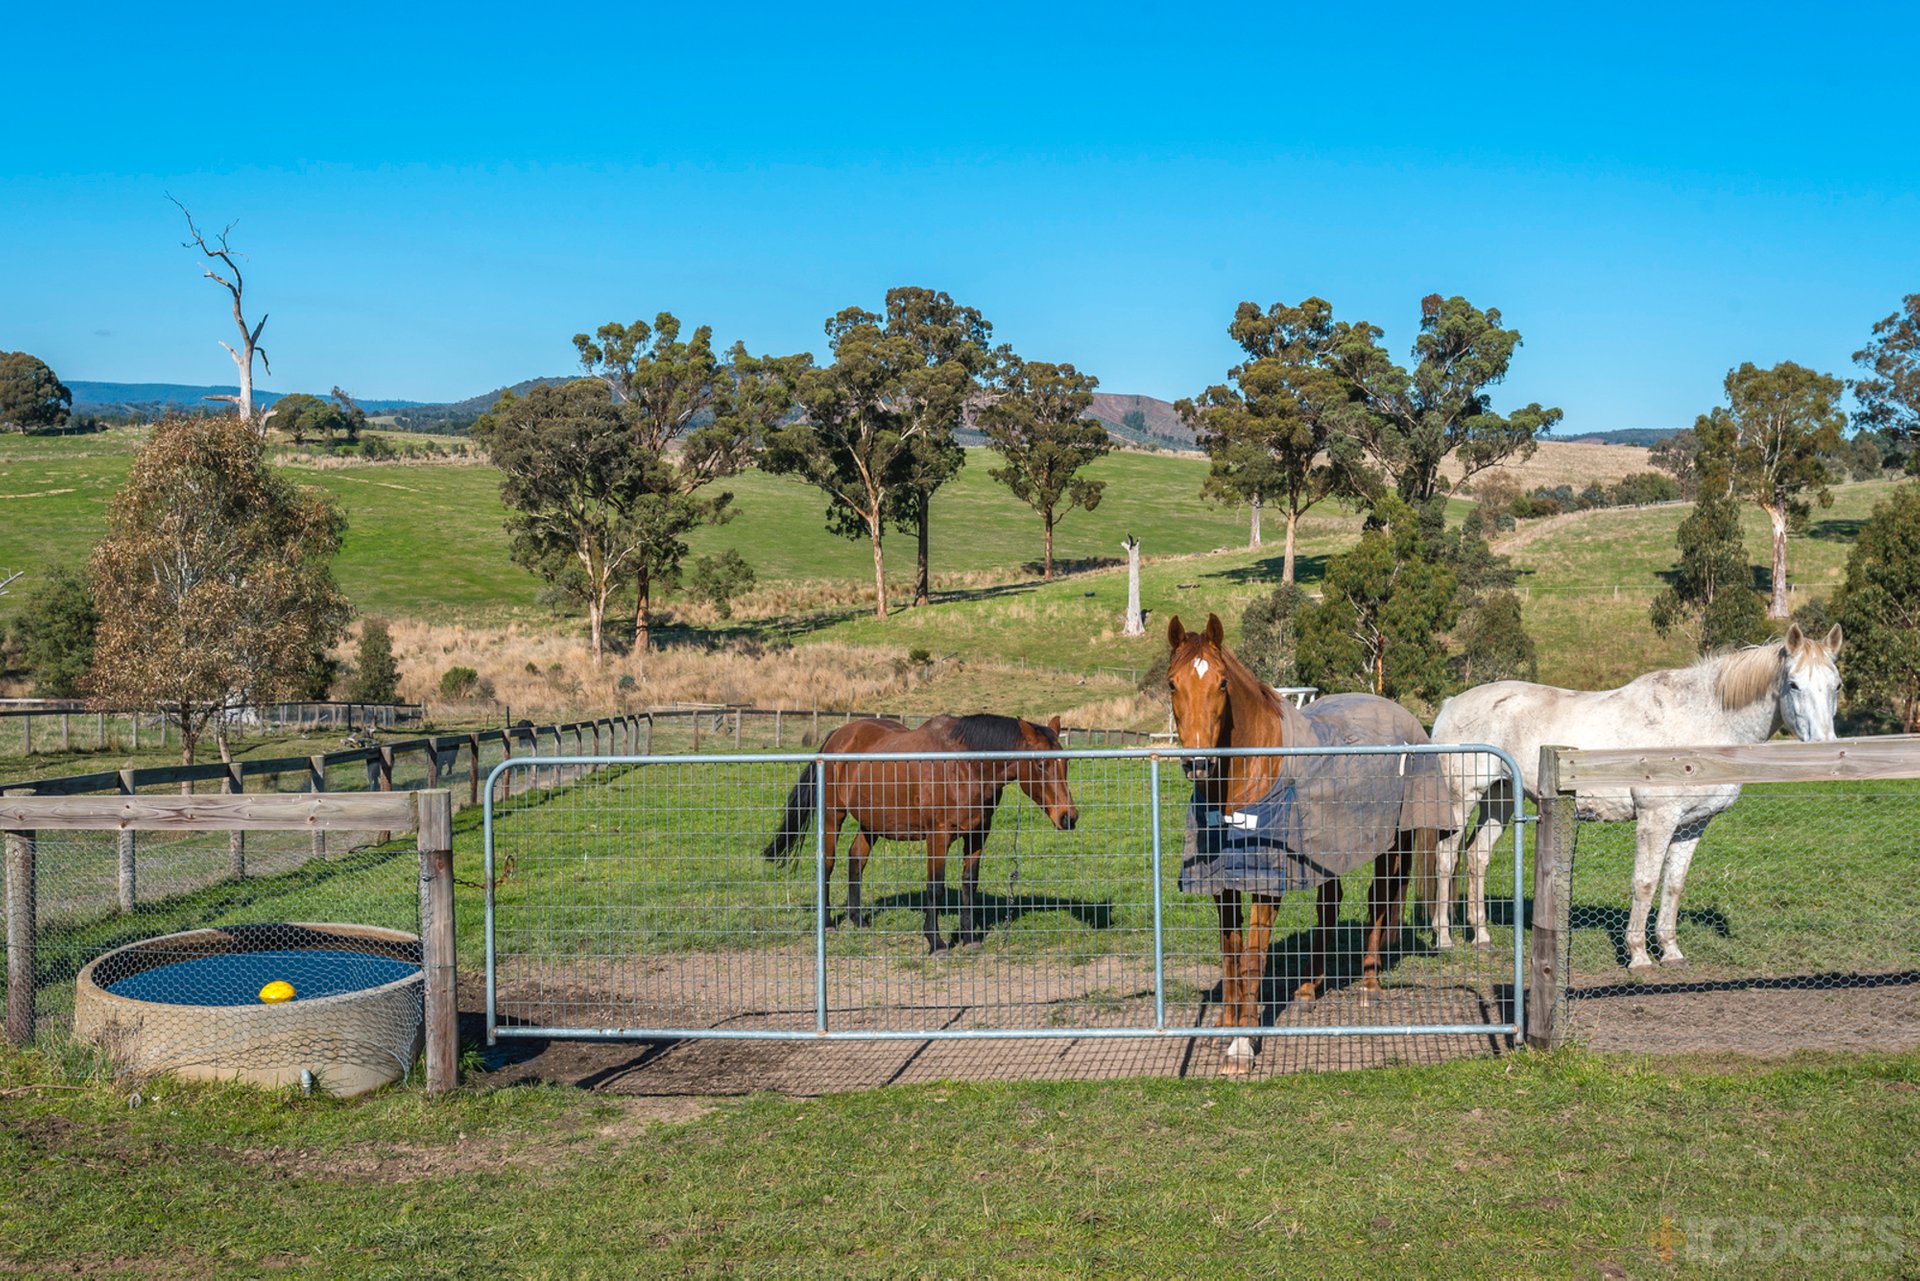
left=1808, top=517, right=1866, bottom=543
left=836, top=886, right=1116, bottom=934
left=1212, top=553, right=1330, bottom=588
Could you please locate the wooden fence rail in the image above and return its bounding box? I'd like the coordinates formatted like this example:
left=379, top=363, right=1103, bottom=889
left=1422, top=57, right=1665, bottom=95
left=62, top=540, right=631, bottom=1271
left=1524, top=735, right=1920, bottom=1051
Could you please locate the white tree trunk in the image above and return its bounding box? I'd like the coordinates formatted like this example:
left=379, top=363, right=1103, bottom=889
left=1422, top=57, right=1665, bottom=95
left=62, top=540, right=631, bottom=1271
left=1249, top=494, right=1262, bottom=549
left=1766, top=503, right=1790, bottom=619
left=1121, top=536, right=1144, bottom=636
left=1282, top=511, right=1299, bottom=586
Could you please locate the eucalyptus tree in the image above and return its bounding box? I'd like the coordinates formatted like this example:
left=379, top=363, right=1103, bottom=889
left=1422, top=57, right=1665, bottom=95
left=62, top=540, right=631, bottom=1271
left=863, top=288, right=999, bottom=607
left=1696, top=360, right=1846, bottom=618
left=981, top=358, right=1110, bottom=580
left=573, top=313, right=798, bottom=648
left=1177, top=296, right=1358, bottom=583
left=1853, top=293, right=1920, bottom=459
left=1324, top=294, right=1561, bottom=535
left=762, top=316, right=922, bottom=618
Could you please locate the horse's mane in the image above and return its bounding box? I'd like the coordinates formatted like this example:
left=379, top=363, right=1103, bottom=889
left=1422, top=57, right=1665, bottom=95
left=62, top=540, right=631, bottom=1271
left=947, top=713, right=1052, bottom=751
left=1707, top=642, right=1786, bottom=711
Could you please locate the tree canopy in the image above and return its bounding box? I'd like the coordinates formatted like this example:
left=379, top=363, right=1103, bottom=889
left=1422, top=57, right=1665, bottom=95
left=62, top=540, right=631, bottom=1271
left=88, top=417, right=350, bottom=764
left=1852, top=293, right=1920, bottom=461
left=1324, top=294, right=1562, bottom=530
left=0, top=351, right=72, bottom=433
left=981, top=358, right=1110, bottom=580
left=569, top=312, right=798, bottom=646
left=475, top=379, right=656, bottom=659
left=1649, top=490, right=1770, bottom=651
left=1177, top=296, right=1358, bottom=583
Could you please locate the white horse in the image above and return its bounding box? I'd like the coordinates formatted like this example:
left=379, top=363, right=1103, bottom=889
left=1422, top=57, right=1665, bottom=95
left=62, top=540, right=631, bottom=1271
left=1428, top=624, right=1843, bottom=970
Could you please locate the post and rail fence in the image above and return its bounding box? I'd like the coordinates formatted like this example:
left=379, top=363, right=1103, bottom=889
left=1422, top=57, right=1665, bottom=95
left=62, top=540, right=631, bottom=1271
left=1, top=789, right=458, bottom=1093
left=1525, top=735, right=1920, bottom=1053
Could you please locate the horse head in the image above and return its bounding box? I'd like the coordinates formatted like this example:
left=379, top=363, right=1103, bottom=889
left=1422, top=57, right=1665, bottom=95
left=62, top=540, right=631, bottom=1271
left=1780, top=622, right=1844, bottom=742
left=1016, top=715, right=1078, bottom=831
left=1167, top=612, right=1240, bottom=783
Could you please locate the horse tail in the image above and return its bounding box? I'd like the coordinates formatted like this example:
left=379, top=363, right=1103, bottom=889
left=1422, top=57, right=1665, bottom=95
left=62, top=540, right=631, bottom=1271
left=761, top=761, right=819, bottom=865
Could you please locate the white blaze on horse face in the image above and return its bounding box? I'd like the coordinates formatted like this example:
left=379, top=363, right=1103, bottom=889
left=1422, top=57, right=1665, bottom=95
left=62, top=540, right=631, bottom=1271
left=1782, top=645, right=1841, bottom=743
left=1192, top=658, right=1210, bottom=680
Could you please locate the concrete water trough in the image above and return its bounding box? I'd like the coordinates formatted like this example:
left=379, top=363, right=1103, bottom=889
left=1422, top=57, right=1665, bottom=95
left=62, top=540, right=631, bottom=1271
left=73, top=922, right=424, bottom=1097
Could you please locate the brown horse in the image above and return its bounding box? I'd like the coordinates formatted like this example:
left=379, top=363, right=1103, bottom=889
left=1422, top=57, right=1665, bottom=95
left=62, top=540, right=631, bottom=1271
left=761, top=713, right=1079, bottom=953
left=1167, top=613, right=1449, bottom=1074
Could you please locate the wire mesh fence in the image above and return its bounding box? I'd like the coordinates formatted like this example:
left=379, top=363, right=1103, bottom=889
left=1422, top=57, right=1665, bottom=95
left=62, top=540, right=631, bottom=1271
left=1564, top=778, right=1920, bottom=1053
left=483, top=745, right=1523, bottom=1075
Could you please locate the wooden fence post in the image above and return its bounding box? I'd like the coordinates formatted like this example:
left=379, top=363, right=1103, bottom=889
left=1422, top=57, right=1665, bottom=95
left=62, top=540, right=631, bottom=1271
left=644, top=713, right=654, bottom=755
left=377, top=746, right=395, bottom=844
left=691, top=711, right=701, bottom=752
left=467, top=734, right=483, bottom=810
left=416, top=789, right=457, bottom=1094
left=309, top=755, right=328, bottom=860
left=774, top=709, right=783, bottom=749
left=61, top=713, right=70, bottom=752
left=810, top=708, right=819, bottom=745
left=117, top=769, right=137, bottom=912
left=1526, top=745, right=1576, bottom=1051
left=225, top=762, right=246, bottom=879
left=734, top=710, right=743, bottom=751
left=5, top=827, right=35, bottom=1046
left=425, top=740, right=443, bottom=791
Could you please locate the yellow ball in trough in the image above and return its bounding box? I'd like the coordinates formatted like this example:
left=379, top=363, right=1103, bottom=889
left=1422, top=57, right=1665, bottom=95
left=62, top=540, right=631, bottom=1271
left=258, top=980, right=296, bottom=1004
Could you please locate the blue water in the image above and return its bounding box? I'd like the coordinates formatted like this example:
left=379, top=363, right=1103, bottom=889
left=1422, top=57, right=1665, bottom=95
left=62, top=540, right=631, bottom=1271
left=105, top=950, right=420, bottom=1006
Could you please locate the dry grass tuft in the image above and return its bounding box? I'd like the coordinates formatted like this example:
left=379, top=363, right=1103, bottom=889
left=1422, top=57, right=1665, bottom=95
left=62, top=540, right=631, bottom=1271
left=374, top=620, right=932, bottom=719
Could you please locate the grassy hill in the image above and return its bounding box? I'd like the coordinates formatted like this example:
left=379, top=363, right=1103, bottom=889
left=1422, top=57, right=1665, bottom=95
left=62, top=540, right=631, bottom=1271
left=1, top=428, right=1902, bottom=697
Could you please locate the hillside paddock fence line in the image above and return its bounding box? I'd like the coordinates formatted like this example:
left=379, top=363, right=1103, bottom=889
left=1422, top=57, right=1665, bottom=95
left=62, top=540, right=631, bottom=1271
left=1526, top=736, right=1920, bottom=1055
left=0, top=701, right=426, bottom=758
left=1, top=789, right=458, bottom=1093
left=481, top=743, right=1527, bottom=1060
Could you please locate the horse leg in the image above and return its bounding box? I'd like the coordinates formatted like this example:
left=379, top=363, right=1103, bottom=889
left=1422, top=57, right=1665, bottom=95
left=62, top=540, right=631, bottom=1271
left=923, top=833, right=950, bottom=954
left=1228, top=897, right=1278, bottom=1069
left=1466, top=814, right=1503, bottom=948
left=1360, top=843, right=1414, bottom=1004
left=820, top=810, right=844, bottom=927
left=844, top=828, right=871, bottom=928
left=1625, top=811, right=1680, bottom=971
left=957, top=832, right=987, bottom=948
left=1215, top=893, right=1249, bottom=1075
left=1433, top=827, right=1462, bottom=950
left=1655, top=821, right=1710, bottom=966
left=1295, top=879, right=1343, bottom=1002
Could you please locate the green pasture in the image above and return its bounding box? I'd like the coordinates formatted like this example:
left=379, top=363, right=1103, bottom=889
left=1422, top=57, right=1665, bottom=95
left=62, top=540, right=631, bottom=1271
left=4, top=1041, right=1916, bottom=1276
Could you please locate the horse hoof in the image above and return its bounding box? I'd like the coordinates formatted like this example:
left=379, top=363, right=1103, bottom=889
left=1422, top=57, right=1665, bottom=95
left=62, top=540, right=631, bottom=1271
left=1472, top=936, right=1493, bottom=951
left=1626, top=955, right=1654, bottom=972
left=1659, top=952, right=1689, bottom=968
left=1218, top=1059, right=1252, bottom=1077
left=1433, top=935, right=1454, bottom=951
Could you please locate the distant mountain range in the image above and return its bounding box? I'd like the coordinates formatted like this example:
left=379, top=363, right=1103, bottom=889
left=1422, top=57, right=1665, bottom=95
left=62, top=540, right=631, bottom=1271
left=81, top=381, right=1673, bottom=454
left=67, top=382, right=422, bottom=416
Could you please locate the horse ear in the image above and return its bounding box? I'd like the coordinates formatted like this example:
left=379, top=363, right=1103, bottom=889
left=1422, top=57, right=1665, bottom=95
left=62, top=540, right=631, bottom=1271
left=1167, top=615, right=1186, bottom=650
left=1786, top=622, right=1805, bottom=653
left=1204, top=613, right=1224, bottom=648
left=1824, top=623, right=1844, bottom=656
left=1048, top=715, right=1062, bottom=734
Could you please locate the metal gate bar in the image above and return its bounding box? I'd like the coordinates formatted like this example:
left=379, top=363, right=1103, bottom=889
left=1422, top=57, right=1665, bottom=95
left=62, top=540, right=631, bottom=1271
left=482, top=745, right=1526, bottom=1047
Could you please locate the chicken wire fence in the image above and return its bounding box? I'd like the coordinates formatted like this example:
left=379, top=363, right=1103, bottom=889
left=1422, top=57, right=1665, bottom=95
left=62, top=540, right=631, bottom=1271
left=1562, top=780, right=1920, bottom=1053
left=481, top=746, right=1525, bottom=1065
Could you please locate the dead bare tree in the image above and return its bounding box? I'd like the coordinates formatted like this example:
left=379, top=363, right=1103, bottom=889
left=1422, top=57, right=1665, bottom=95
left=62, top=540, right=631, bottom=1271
left=0, top=570, right=21, bottom=597
left=171, top=196, right=269, bottom=431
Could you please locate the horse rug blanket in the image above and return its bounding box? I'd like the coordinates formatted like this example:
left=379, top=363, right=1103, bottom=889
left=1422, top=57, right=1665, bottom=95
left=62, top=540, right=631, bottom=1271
left=1179, top=693, right=1455, bottom=896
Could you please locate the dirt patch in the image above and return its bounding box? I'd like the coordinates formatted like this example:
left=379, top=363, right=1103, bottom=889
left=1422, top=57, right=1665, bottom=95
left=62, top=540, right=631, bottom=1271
left=472, top=948, right=1517, bottom=1095
left=1570, top=978, right=1920, bottom=1055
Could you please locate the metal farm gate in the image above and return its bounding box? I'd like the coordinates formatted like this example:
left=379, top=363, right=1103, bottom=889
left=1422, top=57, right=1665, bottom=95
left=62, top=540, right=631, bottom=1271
left=480, top=746, right=1527, bottom=1063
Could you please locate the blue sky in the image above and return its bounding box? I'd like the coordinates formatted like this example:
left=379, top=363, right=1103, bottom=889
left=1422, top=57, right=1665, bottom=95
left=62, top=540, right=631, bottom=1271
left=4, top=2, right=1916, bottom=430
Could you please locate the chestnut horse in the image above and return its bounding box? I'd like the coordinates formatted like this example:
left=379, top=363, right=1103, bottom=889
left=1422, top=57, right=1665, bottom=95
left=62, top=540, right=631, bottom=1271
left=761, top=713, right=1079, bottom=952
left=1167, top=613, right=1450, bottom=1074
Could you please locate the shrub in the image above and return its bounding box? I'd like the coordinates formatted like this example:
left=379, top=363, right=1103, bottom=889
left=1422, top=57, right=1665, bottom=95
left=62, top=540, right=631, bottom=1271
left=437, top=665, right=483, bottom=700
left=1450, top=590, right=1538, bottom=686
left=349, top=619, right=401, bottom=704
left=1831, top=484, right=1920, bottom=731
left=688, top=550, right=756, bottom=620
left=1609, top=471, right=1682, bottom=506
left=6, top=565, right=96, bottom=697
left=907, top=646, right=932, bottom=666
left=1238, top=584, right=1307, bottom=686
